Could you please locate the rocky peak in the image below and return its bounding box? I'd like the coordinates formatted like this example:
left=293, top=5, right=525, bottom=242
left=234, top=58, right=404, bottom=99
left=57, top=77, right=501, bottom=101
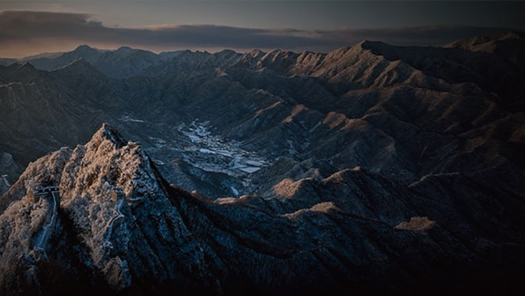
left=499, top=31, right=523, bottom=41
left=52, top=58, right=107, bottom=81
left=64, top=45, right=103, bottom=63
left=89, top=123, right=127, bottom=149
left=74, top=44, right=97, bottom=53
left=57, top=58, right=96, bottom=71
left=115, top=46, right=134, bottom=54
left=0, top=124, right=216, bottom=294
left=249, top=49, right=265, bottom=58
left=18, top=61, right=36, bottom=70
left=111, top=47, right=157, bottom=61
left=358, top=40, right=392, bottom=53
left=444, top=31, right=525, bottom=53
left=12, top=62, right=40, bottom=80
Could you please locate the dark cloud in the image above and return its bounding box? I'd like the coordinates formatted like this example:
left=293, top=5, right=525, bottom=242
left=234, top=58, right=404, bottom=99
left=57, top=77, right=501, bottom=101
left=314, top=25, right=518, bottom=47
left=0, top=10, right=518, bottom=57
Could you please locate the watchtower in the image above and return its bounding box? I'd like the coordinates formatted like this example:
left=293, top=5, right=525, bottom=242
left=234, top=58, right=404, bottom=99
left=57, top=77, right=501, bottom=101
left=31, top=185, right=60, bottom=202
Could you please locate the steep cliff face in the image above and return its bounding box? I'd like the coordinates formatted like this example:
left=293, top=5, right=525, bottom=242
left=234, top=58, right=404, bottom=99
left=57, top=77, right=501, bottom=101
left=1, top=124, right=525, bottom=296
left=0, top=125, right=218, bottom=296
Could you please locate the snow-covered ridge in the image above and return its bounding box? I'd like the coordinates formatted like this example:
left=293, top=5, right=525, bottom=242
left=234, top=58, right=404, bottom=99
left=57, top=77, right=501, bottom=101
left=0, top=123, right=212, bottom=292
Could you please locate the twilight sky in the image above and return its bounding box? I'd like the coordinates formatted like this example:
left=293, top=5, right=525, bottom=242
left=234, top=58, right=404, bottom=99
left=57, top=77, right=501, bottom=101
left=1, top=1, right=524, bottom=58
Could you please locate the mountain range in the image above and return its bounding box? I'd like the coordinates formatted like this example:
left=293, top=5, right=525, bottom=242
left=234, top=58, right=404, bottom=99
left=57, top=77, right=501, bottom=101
left=1, top=32, right=525, bottom=295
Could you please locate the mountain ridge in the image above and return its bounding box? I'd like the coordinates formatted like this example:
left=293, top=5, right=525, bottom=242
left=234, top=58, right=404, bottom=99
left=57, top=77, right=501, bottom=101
left=1, top=31, right=524, bottom=198
left=1, top=123, right=525, bottom=295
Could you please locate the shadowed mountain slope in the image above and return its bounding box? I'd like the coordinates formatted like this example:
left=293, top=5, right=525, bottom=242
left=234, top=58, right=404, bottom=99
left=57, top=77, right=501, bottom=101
left=1, top=124, right=524, bottom=295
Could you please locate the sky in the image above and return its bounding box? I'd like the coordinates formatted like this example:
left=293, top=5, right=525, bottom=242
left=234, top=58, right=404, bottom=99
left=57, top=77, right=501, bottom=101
left=1, top=1, right=524, bottom=58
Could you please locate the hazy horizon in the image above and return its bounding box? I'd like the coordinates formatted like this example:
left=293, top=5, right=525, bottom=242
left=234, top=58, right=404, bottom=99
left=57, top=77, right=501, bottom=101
left=1, top=1, right=525, bottom=58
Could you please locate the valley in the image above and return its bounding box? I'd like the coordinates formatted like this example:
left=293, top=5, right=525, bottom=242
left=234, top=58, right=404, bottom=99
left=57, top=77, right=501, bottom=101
left=1, top=31, right=525, bottom=295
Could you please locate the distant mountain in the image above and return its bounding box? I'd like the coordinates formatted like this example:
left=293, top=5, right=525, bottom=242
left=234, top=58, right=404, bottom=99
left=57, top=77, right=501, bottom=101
left=21, top=51, right=65, bottom=61
left=0, top=58, right=17, bottom=67
left=24, top=45, right=183, bottom=78
left=1, top=32, right=524, bottom=198
left=443, top=30, right=524, bottom=52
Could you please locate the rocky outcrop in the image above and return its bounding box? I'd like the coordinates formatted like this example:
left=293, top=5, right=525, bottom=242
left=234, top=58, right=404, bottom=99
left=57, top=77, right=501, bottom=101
left=0, top=125, right=215, bottom=295
left=395, top=217, right=436, bottom=231
left=0, top=124, right=221, bottom=295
